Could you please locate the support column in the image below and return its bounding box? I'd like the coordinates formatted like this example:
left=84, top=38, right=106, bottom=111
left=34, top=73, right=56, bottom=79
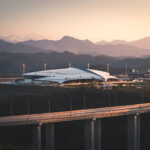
left=45, top=123, right=55, bottom=150
left=85, top=119, right=101, bottom=150
left=94, top=119, right=102, bottom=150
left=127, top=114, right=140, bottom=150
left=85, top=119, right=95, bottom=150
left=33, top=123, right=42, bottom=150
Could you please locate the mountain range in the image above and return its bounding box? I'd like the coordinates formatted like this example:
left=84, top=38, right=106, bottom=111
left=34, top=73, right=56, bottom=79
left=1, top=36, right=150, bottom=57
left=96, top=37, right=150, bottom=50
left=0, top=39, right=50, bottom=53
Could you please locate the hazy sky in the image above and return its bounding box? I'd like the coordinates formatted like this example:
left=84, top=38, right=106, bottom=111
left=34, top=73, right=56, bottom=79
left=0, top=0, right=150, bottom=41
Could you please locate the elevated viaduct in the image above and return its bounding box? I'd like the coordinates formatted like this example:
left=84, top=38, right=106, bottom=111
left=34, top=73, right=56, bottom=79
left=1, top=103, right=150, bottom=150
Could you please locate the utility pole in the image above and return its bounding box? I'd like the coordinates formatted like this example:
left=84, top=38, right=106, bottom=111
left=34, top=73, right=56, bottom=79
left=139, top=89, right=142, bottom=112
left=69, top=95, right=72, bottom=110
left=109, top=91, right=111, bottom=112
left=83, top=94, right=86, bottom=109
left=10, top=100, right=13, bottom=116
left=142, top=85, right=145, bottom=103
left=48, top=99, right=51, bottom=112
left=114, top=88, right=117, bottom=106
left=125, top=64, right=128, bottom=76
left=27, top=97, right=30, bottom=114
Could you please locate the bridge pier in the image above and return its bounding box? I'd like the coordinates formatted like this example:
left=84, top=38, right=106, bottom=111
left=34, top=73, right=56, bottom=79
left=94, top=119, right=101, bottom=150
left=85, top=119, right=101, bottom=150
left=33, top=123, right=42, bottom=150
left=128, top=114, right=140, bottom=150
left=45, top=123, right=55, bottom=150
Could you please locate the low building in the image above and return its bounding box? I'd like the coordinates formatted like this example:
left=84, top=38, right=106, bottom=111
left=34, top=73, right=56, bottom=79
left=0, top=74, right=23, bottom=84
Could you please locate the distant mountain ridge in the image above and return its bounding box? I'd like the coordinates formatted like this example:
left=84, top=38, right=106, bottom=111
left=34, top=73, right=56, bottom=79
left=96, top=40, right=128, bottom=45
left=130, top=37, right=150, bottom=49
left=18, top=36, right=150, bottom=57
left=1, top=36, right=150, bottom=57
left=96, top=37, right=150, bottom=50
left=0, top=39, right=49, bottom=53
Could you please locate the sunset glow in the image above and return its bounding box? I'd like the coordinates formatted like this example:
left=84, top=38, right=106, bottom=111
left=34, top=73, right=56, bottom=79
left=1, top=0, right=150, bottom=41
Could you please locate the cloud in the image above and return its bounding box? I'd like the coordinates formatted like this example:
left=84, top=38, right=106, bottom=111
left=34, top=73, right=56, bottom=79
left=0, top=33, right=49, bottom=42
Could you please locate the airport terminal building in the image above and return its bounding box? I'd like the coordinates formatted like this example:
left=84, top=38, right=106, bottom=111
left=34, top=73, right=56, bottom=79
left=23, top=67, right=117, bottom=87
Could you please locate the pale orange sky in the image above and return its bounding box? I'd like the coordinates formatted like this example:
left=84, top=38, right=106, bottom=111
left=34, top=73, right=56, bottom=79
left=0, top=0, right=150, bottom=42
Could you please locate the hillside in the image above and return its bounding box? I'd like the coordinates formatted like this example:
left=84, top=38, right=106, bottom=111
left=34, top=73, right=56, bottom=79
left=1, top=51, right=150, bottom=74
left=96, top=37, right=150, bottom=50
left=18, top=36, right=150, bottom=57
left=0, top=39, right=49, bottom=53
left=0, top=52, right=117, bottom=74
left=1, top=36, right=150, bottom=57
left=130, top=37, right=150, bottom=49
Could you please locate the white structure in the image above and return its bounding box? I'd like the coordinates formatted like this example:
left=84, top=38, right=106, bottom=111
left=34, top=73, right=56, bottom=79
left=88, top=69, right=117, bottom=81
left=23, top=67, right=117, bottom=84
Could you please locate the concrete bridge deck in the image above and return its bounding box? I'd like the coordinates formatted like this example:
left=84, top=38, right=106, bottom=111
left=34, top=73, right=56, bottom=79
left=0, top=103, right=150, bottom=127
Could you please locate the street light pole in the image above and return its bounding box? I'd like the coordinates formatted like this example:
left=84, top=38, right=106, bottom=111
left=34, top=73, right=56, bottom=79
left=83, top=94, right=86, bottom=109
left=48, top=99, right=51, bottom=112
left=27, top=97, right=30, bottom=114
left=70, top=95, right=72, bottom=110
left=109, top=91, right=111, bottom=112
left=143, top=85, right=145, bottom=104
left=114, top=88, right=117, bottom=106
left=10, top=100, right=13, bottom=116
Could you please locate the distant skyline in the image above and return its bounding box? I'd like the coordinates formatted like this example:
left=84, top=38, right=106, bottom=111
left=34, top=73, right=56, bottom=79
left=1, top=0, right=150, bottom=42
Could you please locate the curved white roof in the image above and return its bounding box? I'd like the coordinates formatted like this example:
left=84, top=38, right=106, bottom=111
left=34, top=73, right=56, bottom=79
left=88, top=69, right=117, bottom=80
left=24, top=67, right=117, bottom=83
